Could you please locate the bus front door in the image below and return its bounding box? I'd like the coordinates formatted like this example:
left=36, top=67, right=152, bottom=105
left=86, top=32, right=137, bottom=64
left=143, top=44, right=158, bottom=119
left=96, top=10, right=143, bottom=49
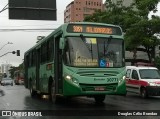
left=54, top=36, right=63, bottom=94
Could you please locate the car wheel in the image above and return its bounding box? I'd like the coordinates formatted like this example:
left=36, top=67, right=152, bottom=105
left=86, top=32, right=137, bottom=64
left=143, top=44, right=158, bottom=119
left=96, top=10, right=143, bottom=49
left=140, top=88, right=148, bottom=98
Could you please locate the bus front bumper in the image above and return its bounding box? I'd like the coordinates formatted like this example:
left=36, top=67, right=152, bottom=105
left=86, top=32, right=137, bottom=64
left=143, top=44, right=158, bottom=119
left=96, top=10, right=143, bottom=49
left=63, top=80, right=126, bottom=96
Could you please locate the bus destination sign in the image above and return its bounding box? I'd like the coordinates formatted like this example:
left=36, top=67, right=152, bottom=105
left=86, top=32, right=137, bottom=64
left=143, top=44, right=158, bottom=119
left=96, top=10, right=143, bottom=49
left=67, top=24, right=122, bottom=35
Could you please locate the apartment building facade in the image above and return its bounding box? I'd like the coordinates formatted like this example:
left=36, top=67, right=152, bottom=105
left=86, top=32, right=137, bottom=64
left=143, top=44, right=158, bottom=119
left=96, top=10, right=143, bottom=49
left=64, top=0, right=105, bottom=23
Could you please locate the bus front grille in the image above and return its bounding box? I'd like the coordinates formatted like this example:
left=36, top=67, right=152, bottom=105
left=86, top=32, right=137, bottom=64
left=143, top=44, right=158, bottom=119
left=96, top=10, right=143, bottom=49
left=79, top=83, right=118, bottom=91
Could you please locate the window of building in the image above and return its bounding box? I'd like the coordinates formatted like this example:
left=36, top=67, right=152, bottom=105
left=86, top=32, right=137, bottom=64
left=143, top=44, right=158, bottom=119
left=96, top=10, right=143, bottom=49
left=86, top=1, right=87, bottom=5
left=91, top=2, right=93, bottom=6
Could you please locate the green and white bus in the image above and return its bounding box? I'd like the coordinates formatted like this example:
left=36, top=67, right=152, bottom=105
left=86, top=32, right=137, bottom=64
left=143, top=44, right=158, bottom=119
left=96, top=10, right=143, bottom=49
left=24, top=22, right=126, bottom=103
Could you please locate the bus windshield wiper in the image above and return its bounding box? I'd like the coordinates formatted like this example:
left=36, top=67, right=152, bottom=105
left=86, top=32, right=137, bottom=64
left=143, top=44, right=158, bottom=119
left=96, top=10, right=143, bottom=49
left=104, top=36, right=112, bottom=56
left=80, top=34, right=93, bottom=60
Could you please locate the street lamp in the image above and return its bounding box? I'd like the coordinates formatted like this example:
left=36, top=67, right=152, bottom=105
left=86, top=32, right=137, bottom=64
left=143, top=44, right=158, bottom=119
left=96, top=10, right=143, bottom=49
left=0, top=42, right=13, bottom=50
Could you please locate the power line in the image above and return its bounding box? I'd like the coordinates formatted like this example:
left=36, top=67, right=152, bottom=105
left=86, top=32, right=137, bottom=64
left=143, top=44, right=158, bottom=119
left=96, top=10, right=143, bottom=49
left=0, top=3, right=8, bottom=13
left=0, top=24, right=62, bottom=27
left=0, top=29, right=55, bottom=32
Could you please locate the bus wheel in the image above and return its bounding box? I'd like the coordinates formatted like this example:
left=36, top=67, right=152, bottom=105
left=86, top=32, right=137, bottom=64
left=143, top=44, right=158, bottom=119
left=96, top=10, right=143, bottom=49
left=94, top=95, right=105, bottom=104
left=140, top=88, right=148, bottom=98
left=50, top=81, right=57, bottom=103
left=30, top=83, right=36, bottom=97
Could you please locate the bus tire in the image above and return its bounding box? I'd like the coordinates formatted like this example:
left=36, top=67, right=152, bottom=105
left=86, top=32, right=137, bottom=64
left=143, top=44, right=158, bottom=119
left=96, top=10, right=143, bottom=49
left=50, top=81, right=57, bottom=103
left=30, top=81, right=36, bottom=97
left=94, top=95, right=105, bottom=104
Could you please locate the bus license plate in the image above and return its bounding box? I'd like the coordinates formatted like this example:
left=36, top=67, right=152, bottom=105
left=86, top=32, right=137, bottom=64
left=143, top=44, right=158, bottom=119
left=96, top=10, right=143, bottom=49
left=95, top=87, right=105, bottom=91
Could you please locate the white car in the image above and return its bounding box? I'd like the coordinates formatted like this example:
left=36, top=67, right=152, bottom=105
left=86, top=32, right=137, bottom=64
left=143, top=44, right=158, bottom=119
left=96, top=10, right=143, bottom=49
left=126, top=66, right=160, bottom=98
left=1, top=78, right=14, bottom=86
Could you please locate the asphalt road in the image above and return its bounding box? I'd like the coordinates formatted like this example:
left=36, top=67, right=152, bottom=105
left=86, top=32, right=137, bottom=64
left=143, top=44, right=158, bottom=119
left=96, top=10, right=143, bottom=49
left=0, top=84, right=160, bottom=119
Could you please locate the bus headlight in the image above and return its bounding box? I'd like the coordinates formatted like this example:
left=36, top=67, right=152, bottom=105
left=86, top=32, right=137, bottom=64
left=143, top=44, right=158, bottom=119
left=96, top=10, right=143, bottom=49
left=122, top=76, right=126, bottom=80
left=119, top=76, right=126, bottom=83
left=66, top=75, right=72, bottom=80
left=65, top=75, right=79, bottom=85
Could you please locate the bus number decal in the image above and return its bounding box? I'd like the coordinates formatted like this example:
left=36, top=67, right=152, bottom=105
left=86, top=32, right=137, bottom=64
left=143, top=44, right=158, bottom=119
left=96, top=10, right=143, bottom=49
left=73, top=26, right=83, bottom=32
left=107, top=78, right=118, bottom=82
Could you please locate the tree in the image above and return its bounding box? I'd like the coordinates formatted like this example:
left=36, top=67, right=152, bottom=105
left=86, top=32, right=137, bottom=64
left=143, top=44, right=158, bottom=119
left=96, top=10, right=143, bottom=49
left=84, top=0, right=160, bottom=63
left=9, top=66, right=18, bottom=79
left=8, top=62, right=24, bottom=79
left=155, top=56, right=160, bottom=69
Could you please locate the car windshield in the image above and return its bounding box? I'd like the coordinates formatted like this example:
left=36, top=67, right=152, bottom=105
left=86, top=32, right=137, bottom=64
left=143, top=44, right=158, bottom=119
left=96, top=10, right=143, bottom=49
left=64, top=36, right=125, bottom=68
left=139, top=69, right=160, bottom=79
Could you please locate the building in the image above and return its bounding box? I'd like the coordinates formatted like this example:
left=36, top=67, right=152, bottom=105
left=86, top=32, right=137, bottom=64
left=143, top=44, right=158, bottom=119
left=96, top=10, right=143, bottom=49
left=0, top=63, right=12, bottom=77
left=64, top=0, right=105, bottom=23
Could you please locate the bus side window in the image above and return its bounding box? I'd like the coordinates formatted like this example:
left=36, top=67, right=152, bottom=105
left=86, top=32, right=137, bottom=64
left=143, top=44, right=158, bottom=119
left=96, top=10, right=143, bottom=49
left=47, top=38, right=54, bottom=62
left=25, top=54, right=29, bottom=67
left=29, top=52, right=32, bottom=67
left=41, top=42, right=47, bottom=63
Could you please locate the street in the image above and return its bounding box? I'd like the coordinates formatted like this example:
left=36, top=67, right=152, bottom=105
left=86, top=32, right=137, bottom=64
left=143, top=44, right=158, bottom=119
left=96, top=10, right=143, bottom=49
left=0, top=85, right=160, bottom=119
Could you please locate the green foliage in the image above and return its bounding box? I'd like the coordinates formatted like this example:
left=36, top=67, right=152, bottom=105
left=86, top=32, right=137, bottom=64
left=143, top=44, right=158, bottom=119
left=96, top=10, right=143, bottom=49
left=9, top=62, right=24, bottom=79
left=9, top=66, right=18, bottom=79
left=155, top=56, right=160, bottom=69
left=84, top=0, right=160, bottom=62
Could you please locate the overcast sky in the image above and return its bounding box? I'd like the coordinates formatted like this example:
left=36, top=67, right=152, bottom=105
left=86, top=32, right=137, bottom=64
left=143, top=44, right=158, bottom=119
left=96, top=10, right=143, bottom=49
left=0, top=0, right=159, bottom=67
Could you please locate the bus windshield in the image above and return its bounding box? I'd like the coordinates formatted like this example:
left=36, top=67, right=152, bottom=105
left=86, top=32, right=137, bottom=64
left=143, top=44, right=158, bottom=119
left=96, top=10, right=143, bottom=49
left=64, top=36, right=124, bottom=68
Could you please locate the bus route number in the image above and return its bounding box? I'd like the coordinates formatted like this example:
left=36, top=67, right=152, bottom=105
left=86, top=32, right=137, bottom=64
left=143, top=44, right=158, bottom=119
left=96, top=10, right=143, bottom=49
left=73, top=26, right=83, bottom=32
